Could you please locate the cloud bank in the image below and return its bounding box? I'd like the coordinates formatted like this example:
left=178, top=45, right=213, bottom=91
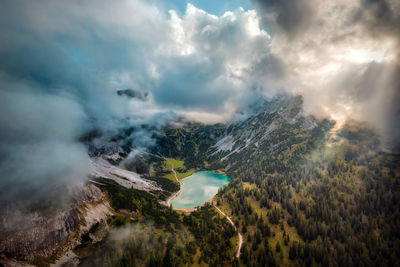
left=252, top=0, right=400, bottom=151
left=0, top=0, right=399, bottom=207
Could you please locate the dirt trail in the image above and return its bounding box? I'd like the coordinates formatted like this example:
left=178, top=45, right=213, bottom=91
left=214, top=205, right=242, bottom=258
left=164, top=168, right=242, bottom=257
left=166, top=168, right=183, bottom=206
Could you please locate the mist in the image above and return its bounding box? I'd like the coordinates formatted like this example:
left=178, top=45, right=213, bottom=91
left=251, top=0, right=400, bottom=152
left=0, top=0, right=399, bottom=212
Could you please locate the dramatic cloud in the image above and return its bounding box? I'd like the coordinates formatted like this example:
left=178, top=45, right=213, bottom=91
left=251, top=0, right=400, bottom=151
left=152, top=4, right=278, bottom=115
left=0, top=0, right=276, bottom=206
left=0, top=0, right=399, bottom=208
left=0, top=0, right=166, bottom=206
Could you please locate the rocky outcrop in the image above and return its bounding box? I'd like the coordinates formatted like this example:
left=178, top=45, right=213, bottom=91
left=72, top=183, right=105, bottom=204
left=0, top=184, right=108, bottom=263
left=89, top=157, right=160, bottom=191
left=0, top=208, right=80, bottom=262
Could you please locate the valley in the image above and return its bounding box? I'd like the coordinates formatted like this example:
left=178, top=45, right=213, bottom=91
left=2, top=1, right=399, bottom=266
left=1, top=95, right=399, bottom=267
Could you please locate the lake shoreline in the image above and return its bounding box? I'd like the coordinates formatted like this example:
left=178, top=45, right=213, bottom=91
left=169, top=170, right=230, bottom=211
left=172, top=195, right=217, bottom=213
left=165, top=168, right=183, bottom=206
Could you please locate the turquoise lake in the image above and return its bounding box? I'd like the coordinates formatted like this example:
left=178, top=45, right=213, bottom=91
left=171, top=170, right=231, bottom=209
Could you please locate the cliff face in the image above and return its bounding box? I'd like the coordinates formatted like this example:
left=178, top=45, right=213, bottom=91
left=0, top=208, right=80, bottom=261
left=0, top=184, right=105, bottom=262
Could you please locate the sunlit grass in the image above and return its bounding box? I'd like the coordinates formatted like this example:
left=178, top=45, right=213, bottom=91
left=163, top=158, right=185, bottom=170
left=162, top=158, right=195, bottom=181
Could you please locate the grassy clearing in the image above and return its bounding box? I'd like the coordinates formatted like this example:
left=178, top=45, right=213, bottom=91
left=162, top=158, right=195, bottom=181
left=163, top=158, right=184, bottom=170
left=159, top=158, right=182, bottom=184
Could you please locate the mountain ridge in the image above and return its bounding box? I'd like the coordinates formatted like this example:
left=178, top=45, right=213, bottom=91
left=1, top=93, right=399, bottom=266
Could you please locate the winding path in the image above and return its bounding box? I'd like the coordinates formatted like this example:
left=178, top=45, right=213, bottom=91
left=214, top=205, right=242, bottom=258
left=164, top=167, right=242, bottom=257
left=166, top=168, right=183, bottom=206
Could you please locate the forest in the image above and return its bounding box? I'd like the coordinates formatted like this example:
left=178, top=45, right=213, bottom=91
left=149, top=98, right=400, bottom=266
left=76, top=179, right=237, bottom=266
left=213, top=121, right=400, bottom=266
left=75, top=97, right=399, bottom=267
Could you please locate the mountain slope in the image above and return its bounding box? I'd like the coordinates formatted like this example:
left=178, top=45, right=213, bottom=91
left=152, top=94, right=400, bottom=266
left=1, top=94, right=399, bottom=267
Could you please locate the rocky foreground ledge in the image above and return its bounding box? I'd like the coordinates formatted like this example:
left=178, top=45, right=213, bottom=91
left=0, top=184, right=112, bottom=266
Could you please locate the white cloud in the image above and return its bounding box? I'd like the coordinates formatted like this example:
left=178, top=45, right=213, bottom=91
left=1, top=0, right=399, bottom=206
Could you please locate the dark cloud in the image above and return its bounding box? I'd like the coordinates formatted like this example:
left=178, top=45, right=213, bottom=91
left=117, top=89, right=150, bottom=101
left=251, top=0, right=314, bottom=38
left=382, top=64, right=400, bottom=153
left=358, top=0, right=400, bottom=37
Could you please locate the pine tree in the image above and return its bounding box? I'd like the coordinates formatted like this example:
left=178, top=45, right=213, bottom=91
left=276, top=241, right=281, bottom=252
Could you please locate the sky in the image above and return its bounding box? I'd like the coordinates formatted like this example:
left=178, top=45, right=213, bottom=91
left=0, top=0, right=399, bottom=208
left=156, top=0, right=253, bottom=16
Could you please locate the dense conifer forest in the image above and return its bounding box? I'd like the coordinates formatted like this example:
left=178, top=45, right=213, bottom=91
left=72, top=96, right=400, bottom=266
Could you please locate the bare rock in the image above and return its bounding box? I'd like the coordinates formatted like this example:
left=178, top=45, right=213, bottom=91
left=0, top=183, right=107, bottom=263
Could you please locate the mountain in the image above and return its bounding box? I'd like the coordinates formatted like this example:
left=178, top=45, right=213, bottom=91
left=153, top=95, right=332, bottom=171
left=150, top=94, right=400, bottom=266
left=1, top=94, right=399, bottom=266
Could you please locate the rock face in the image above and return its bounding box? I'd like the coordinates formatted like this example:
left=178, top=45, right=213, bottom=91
left=72, top=183, right=105, bottom=204
left=209, top=95, right=317, bottom=163
left=0, top=184, right=105, bottom=262
left=89, top=157, right=160, bottom=191
left=0, top=208, right=80, bottom=261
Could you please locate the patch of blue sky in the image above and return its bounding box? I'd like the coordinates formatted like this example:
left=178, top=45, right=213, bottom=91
left=152, top=0, right=253, bottom=16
